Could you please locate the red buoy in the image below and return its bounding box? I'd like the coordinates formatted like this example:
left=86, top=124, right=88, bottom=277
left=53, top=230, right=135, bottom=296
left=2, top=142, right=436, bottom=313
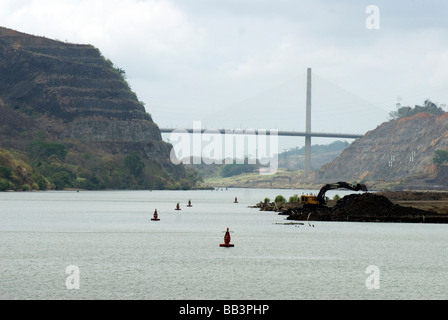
left=234, top=197, right=238, bottom=204
left=175, top=203, right=181, bottom=211
left=220, top=228, right=234, bottom=247
left=187, top=200, right=193, bottom=207
left=151, top=209, right=160, bottom=221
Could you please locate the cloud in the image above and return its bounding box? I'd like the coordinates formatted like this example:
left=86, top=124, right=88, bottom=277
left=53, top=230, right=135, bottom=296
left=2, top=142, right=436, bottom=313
left=1, top=0, right=447, bottom=144
left=1, top=0, right=205, bottom=77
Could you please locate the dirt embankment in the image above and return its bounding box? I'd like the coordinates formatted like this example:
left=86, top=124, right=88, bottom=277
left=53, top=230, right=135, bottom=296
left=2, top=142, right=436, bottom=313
left=253, top=192, right=448, bottom=223
left=379, top=191, right=448, bottom=215
left=313, top=113, right=448, bottom=187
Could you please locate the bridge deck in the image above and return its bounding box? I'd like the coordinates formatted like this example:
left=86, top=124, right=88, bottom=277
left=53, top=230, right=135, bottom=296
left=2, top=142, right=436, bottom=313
left=159, top=128, right=363, bottom=139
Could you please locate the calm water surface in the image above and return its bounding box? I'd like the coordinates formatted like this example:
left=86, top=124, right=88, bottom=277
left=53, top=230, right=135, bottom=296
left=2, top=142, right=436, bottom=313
left=1, top=189, right=447, bottom=300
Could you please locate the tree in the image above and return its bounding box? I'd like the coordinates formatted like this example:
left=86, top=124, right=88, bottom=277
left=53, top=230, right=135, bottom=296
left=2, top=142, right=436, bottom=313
left=116, top=67, right=127, bottom=80
left=433, top=150, right=448, bottom=165
left=28, top=141, right=67, bottom=162
left=0, top=178, right=10, bottom=191
left=33, top=174, right=48, bottom=190
left=124, top=152, right=145, bottom=177
left=50, top=171, right=73, bottom=190
left=0, top=165, right=12, bottom=180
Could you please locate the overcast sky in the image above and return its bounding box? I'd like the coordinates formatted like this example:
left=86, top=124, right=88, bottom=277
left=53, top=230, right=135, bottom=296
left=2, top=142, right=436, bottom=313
left=1, top=0, right=447, bottom=150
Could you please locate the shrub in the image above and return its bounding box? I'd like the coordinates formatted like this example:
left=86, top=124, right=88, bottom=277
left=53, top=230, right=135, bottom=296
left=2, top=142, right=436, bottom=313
left=0, top=178, right=10, bottom=191
left=289, top=194, right=299, bottom=203
left=275, top=195, right=286, bottom=204
left=124, top=152, right=145, bottom=177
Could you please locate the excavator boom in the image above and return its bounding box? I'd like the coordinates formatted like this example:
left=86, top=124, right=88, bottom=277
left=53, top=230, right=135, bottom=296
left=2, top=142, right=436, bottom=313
left=316, top=182, right=368, bottom=205
left=300, top=182, right=368, bottom=207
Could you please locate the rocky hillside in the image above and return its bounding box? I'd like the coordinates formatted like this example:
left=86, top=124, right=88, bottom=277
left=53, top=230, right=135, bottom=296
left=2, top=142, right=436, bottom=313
left=0, top=27, right=192, bottom=190
left=312, top=112, right=448, bottom=190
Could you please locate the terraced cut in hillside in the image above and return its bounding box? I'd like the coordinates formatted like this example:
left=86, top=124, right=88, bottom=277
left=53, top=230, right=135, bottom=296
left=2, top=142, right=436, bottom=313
left=0, top=27, right=148, bottom=121
left=0, top=27, right=192, bottom=190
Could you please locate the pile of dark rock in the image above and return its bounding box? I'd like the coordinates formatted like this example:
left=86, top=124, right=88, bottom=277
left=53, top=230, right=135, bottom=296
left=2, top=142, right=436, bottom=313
left=281, top=193, right=446, bottom=223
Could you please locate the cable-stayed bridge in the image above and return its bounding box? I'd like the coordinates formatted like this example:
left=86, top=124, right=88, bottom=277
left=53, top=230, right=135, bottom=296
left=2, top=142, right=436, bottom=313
left=160, top=68, right=388, bottom=174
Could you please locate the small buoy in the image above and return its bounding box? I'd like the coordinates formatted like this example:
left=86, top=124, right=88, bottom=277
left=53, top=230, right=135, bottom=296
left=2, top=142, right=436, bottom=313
left=175, top=203, right=181, bottom=211
left=187, top=200, right=193, bottom=207
left=220, top=228, right=234, bottom=247
left=151, top=209, right=160, bottom=221
left=234, top=197, right=238, bottom=204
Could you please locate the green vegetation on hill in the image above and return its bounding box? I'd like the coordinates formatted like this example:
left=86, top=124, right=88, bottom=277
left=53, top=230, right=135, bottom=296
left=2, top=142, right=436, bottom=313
left=221, top=162, right=259, bottom=178
left=0, top=133, right=198, bottom=191
left=389, top=99, right=445, bottom=120
left=434, top=150, right=448, bottom=165
left=0, top=149, right=36, bottom=191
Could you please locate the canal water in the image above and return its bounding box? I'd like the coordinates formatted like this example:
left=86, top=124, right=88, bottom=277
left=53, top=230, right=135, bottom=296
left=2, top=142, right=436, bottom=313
left=1, top=189, right=447, bottom=300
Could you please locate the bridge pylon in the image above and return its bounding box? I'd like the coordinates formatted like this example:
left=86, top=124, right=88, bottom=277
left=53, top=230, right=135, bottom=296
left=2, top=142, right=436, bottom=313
left=305, top=68, right=312, bottom=176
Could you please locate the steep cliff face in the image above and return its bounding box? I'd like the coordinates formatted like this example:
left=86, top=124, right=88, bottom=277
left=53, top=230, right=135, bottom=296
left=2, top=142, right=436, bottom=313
left=0, top=27, right=187, bottom=189
left=0, top=27, right=148, bottom=121
left=313, top=113, right=448, bottom=189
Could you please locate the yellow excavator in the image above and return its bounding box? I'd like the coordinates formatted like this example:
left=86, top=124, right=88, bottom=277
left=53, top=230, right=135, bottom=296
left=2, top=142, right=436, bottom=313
left=300, top=182, right=368, bottom=207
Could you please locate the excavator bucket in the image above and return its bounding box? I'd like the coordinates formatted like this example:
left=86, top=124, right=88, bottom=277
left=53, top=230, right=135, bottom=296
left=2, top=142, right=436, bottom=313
left=359, top=184, right=368, bottom=192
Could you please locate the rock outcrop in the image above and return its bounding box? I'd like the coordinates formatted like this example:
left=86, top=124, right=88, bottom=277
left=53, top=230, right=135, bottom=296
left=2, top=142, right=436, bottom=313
left=252, top=192, right=448, bottom=223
